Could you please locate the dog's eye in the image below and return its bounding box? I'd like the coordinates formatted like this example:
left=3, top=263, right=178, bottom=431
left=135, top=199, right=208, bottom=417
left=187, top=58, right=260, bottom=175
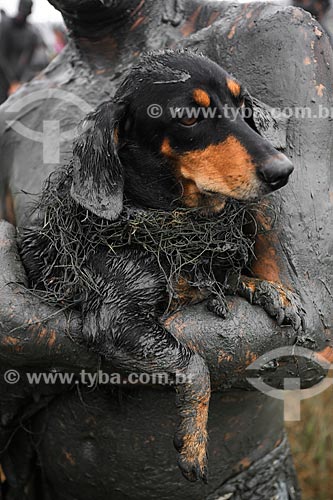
left=179, top=116, right=199, bottom=127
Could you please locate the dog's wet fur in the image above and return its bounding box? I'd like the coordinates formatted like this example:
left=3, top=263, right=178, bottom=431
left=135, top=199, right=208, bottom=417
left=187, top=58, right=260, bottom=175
left=22, top=50, right=295, bottom=482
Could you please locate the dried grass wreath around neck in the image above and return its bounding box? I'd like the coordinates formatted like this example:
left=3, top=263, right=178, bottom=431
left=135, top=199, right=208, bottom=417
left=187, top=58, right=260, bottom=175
left=19, top=167, right=273, bottom=314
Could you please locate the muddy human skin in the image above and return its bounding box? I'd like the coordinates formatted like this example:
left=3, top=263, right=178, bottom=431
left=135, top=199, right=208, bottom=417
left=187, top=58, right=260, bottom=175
left=0, top=1, right=332, bottom=498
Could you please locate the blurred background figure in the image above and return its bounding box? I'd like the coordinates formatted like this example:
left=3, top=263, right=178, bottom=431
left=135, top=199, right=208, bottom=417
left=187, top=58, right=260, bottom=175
left=0, top=0, right=67, bottom=105
left=293, top=0, right=330, bottom=20
left=0, top=0, right=38, bottom=104
left=293, top=0, right=332, bottom=37
left=53, top=25, right=67, bottom=54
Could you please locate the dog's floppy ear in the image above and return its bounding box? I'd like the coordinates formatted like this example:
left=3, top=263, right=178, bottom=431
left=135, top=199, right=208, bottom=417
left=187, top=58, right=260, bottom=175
left=71, top=100, right=126, bottom=221
left=243, top=94, right=287, bottom=150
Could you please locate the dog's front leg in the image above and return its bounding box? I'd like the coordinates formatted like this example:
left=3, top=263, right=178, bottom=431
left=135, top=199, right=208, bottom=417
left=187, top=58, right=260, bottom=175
left=238, top=276, right=306, bottom=331
left=82, top=252, right=210, bottom=482
left=238, top=206, right=306, bottom=331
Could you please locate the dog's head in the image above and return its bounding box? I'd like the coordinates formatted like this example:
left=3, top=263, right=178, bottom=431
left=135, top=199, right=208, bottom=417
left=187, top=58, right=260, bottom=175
left=71, top=50, right=293, bottom=220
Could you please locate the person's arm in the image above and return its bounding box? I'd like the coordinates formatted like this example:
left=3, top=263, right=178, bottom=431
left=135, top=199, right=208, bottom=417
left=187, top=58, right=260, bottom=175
left=0, top=219, right=327, bottom=390
left=0, top=220, right=97, bottom=371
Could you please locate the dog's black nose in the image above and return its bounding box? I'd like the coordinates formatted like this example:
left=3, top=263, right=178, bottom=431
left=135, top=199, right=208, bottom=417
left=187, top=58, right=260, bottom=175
left=258, top=155, right=294, bottom=190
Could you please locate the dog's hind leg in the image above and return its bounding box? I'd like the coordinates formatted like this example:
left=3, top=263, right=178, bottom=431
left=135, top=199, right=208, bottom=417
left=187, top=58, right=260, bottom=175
left=113, top=322, right=211, bottom=483
left=81, top=251, right=211, bottom=483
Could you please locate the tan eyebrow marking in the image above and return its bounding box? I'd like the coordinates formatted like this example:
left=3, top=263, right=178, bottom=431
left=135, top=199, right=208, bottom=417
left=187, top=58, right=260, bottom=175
left=227, top=78, right=241, bottom=98
left=193, top=89, right=211, bottom=108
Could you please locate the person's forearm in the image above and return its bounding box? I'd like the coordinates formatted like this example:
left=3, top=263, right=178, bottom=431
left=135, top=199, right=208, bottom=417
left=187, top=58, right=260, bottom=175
left=0, top=220, right=99, bottom=371
left=0, top=220, right=327, bottom=391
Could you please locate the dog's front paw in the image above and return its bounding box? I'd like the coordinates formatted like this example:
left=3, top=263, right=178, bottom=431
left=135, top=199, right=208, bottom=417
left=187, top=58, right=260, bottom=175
left=206, top=296, right=228, bottom=319
left=238, top=277, right=306, bottom=331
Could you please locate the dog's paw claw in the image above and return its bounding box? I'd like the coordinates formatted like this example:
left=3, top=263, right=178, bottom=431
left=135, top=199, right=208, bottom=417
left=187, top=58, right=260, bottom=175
left=177, top=450, right=208, bottom=483
left=276, top=308, right=285, bottom=326
left=238, top=278, right=306, bottom=332
left=173, top=433, right=184, bottom=453
left=285, top=305, right=302, bottom=331
left=238, top=282, right=253, bottom=304
left=207, top=297, right=228, bottom=318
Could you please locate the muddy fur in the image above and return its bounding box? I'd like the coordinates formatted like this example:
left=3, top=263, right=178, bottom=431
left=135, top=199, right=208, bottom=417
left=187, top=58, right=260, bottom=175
left=18, top=49, right=284, bottom=483
left=19, top=167, right=265, bottom=313
left=18, top=166, right=268, bottom=482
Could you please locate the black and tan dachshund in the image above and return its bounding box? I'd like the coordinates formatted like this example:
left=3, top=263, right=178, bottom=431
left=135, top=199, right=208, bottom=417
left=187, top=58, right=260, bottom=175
left=22, top=50, right=304, bottom=483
